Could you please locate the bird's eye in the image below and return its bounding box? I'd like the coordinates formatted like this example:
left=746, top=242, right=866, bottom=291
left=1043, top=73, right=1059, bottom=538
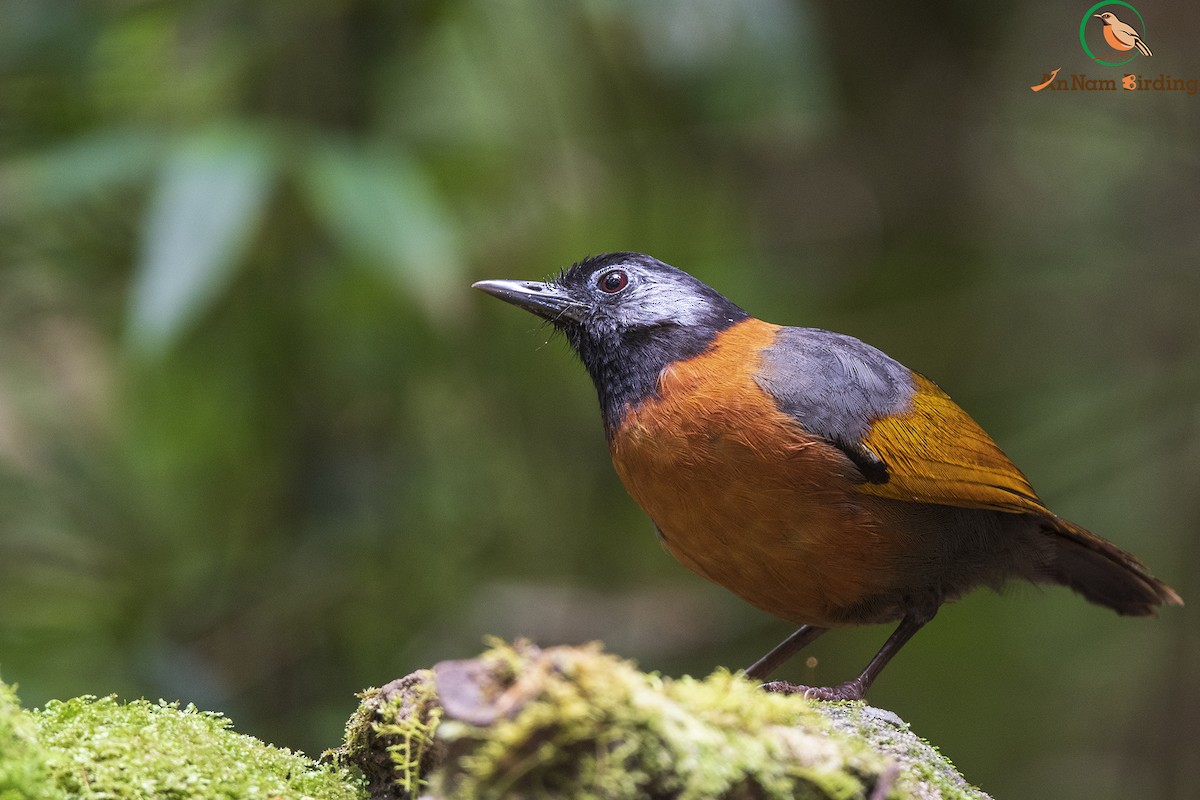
left=598, top=270, right=629, bottom=294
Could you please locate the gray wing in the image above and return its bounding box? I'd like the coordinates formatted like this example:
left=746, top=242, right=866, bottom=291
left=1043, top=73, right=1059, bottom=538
left=752, top=326, right=916, bottom=483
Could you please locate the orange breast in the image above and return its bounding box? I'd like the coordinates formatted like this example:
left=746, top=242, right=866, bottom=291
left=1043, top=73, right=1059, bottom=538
left=1103, top=26, right=1134, bottom=51
left=608, top=319, right=911, bottom=627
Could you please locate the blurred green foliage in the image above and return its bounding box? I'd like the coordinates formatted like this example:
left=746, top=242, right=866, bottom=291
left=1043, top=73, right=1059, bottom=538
left=0, top=1, right=1196, bottom=798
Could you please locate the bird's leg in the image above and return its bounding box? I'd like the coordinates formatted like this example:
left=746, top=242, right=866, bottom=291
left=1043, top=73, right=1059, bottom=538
left=761, top=612, right=933, bottom=701
left=743, top=624, right=828, bottom=680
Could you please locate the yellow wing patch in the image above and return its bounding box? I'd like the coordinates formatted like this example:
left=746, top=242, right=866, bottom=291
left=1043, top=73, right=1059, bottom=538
left=855, top=374, right=1049, bottom=515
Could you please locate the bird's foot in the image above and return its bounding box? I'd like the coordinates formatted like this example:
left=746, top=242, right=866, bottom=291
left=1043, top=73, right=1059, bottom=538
left=760, top=679, right=867, bottom=702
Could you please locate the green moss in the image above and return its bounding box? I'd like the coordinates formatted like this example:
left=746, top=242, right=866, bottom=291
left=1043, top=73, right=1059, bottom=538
left=448, top=643, right=886, bottom=799
left=0, top=677, right=366, bottom=800
left=337, top=672, right=445, bottom=799
left=0, top=680, right=54, bottom=800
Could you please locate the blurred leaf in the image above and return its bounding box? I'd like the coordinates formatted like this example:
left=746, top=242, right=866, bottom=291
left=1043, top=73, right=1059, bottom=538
left=0, top=128, right=164, bottom=214
left=301, top=142, right=464, bottom=317
left=127, top=125, right=276, bottom=358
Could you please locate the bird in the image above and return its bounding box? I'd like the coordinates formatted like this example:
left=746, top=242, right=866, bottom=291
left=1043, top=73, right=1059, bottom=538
left=472, top=253, right=1182, bottom=701
left=1094, top=12, right=1152, bottom=57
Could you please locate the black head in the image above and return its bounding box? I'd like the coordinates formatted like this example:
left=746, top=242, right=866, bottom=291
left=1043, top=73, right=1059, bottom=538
left=473, top=253, right=749, bottom=434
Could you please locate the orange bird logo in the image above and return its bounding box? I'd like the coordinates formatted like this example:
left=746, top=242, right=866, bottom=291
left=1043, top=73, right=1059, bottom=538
left=1094, top=11, right=1153, bottom=56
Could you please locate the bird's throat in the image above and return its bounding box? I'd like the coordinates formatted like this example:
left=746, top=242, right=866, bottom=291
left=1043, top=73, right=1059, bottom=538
left=573, top=319, right=745, bottom=438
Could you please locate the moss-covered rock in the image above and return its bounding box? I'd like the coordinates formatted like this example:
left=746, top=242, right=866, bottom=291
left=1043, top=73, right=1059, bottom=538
left=337, top=640, right=990, bottom=800
left=0, top=676, right=364, bottom=800
left=4, top=641, right=990, bottom=800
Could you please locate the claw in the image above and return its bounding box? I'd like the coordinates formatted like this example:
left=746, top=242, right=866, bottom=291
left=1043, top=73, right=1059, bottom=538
left=759, top=679, right=867, bottom=702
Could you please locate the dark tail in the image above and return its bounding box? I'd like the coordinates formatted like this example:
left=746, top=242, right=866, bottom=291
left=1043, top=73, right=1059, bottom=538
left=1044, top=516, right=1181, bottom=616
